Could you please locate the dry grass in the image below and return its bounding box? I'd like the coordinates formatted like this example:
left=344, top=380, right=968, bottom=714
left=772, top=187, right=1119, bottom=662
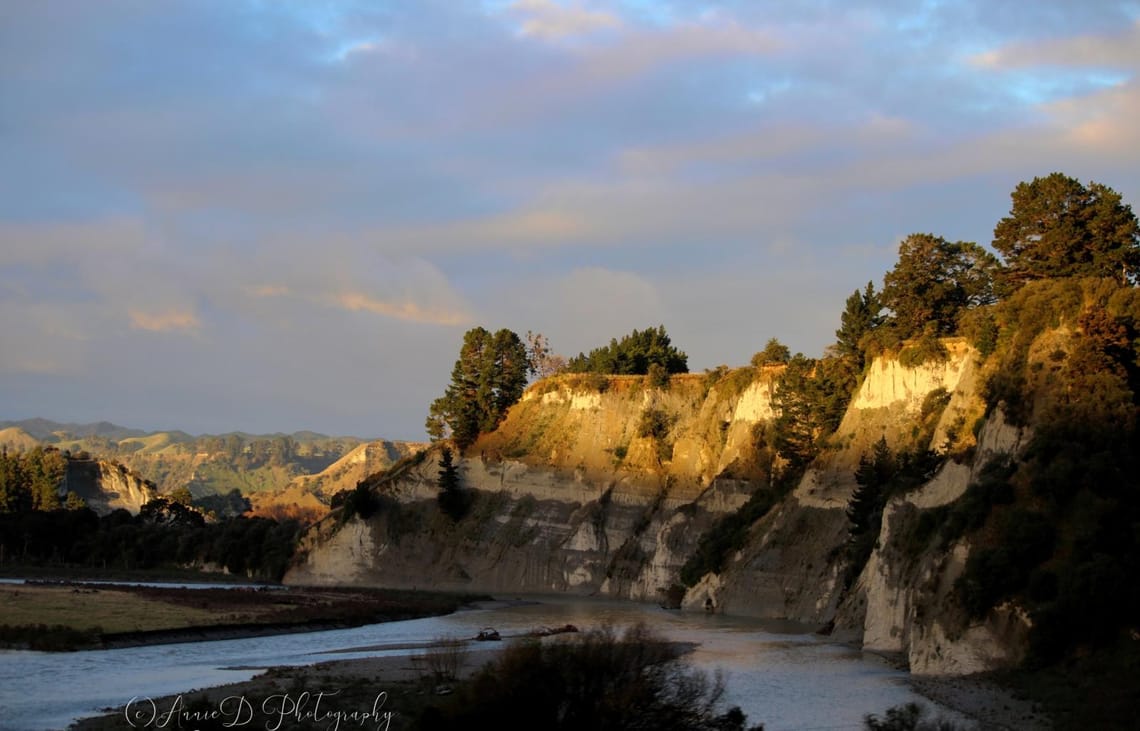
left=0, top=585, right=272, bottom=633
left=0, top=584, right=486, bottom=650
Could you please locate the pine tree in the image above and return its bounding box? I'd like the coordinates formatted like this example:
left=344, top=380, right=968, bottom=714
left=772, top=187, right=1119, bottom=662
left=835, top=282, right=883, bottom=369
left=566, top=325, right=688, bottom=375
left=847, top=437, right=894, bottom=536
left=426, top=327, right=530, bottom=449
left=437, top=447, right=468, bottom=520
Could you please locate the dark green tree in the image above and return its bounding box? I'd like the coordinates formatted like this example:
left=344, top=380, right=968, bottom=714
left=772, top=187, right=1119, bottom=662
left=771, top=352, right=860, bottom=475
left=436, top=447, right=469, bottom=521
left=881, top=233, right=998, bottom=338
left=488, top=329, right=530, bottom=428
left=566, top=325, right=688, bottom=375
left=772, top=354, right=822, bottom=472
left=438, top=447, right=460, bottom=493
left=0, top=450, right=28, bottom=513
left=27, top=447, right=65, bottom=511
left=835, top=281, right=883, bottom=369
left=847, top=437, right=894, bottom=537
left=993, top=172, right=1140, bottom=288
left=426, top=327, right=530, bottom=449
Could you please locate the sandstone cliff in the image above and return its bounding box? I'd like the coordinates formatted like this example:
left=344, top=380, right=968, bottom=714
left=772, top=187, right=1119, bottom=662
left=62, top=458, right=157, bottom=514
left=288, top=371, right=776, bottom=600
left=288, top=342, right=1035, bottom=674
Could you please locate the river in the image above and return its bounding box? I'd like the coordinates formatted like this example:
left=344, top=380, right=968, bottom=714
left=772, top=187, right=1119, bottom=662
left=0, top=592, right=966, bottom=731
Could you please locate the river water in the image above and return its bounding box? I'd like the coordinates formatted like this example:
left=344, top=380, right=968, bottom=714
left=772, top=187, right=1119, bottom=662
left=0, top=592, right=966, bottom=731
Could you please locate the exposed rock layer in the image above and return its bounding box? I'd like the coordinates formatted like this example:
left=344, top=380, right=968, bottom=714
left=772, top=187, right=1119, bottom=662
left=289, top=342, right=1031, bottom=674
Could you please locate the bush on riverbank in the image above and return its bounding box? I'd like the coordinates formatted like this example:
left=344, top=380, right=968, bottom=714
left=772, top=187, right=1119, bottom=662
left=417, top=623, right=764, bottom=731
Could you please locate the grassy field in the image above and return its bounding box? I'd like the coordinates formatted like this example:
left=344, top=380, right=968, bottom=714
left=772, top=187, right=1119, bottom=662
left=1, top=584, right=235, bottom=633
left=0, top=583, right=488, bottom=650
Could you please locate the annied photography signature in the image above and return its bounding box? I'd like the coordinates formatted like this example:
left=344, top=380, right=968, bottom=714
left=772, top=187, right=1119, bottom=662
left=123, top=690, right=395, bottom=731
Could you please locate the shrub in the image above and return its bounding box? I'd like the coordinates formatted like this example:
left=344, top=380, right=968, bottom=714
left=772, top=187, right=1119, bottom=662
left=898, top=333, right=949, bottom=367
left=647, top=362, right=671, bottom=389
left=638, top=407, right=672, bottom=441
left=418, top=636, right=468, bottom=684
left=423, top=623, right=762, bottom=730
left=864, top=702, right=962, bottom=730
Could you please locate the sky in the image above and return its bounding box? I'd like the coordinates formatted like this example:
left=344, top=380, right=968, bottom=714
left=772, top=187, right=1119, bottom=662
left=2, top=0, right=1140, bottom=440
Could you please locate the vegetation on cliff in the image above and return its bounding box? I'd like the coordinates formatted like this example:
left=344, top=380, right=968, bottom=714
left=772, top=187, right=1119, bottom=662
left=835, top=173, right=1140, bottom=673
left=993, top=172, right=1140, bottom=289
left=426, top=327, right=531, bottom=449
left=958, top=278, right=1140, bottom=663
left=566, top=325, right=689, bottom=375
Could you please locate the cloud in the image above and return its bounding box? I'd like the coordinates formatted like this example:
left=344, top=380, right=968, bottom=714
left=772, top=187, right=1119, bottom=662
left=0, top=295, right=114, bottom=376
left=971, top=18, right=1140, bottom=69
left=128, top=309, right=201, bottom=333
left=510, top=0, right=622, bottom=40
left=248, top=284, right=290, bottom=298
left=334, top=292, right=468, bottom=326
left=1044, top=81, right=1140, bottom=154
left=479, top=266, right=665, bottom=357
left=0, top=218, right=148, bottom=267
left=3, top=1, right=1140, bottom=438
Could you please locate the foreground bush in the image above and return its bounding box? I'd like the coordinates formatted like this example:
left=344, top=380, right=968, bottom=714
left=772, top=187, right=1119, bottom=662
left=418, top=623, right=763, bottom=731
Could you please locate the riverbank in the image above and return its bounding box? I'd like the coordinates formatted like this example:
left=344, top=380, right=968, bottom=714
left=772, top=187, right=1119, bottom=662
left=70, top=643, right=505, bottom=730
left=70, top=629, right=696, bottom=731
left=0, top=582, right=489, bottom=651
left=66, top=633, right=1053, bottom=731
left=908, top=673, right=1051, bottom=731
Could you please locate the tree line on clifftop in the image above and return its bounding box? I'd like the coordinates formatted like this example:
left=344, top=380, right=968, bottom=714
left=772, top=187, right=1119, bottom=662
left=430, top=173, right=1138, bottom=461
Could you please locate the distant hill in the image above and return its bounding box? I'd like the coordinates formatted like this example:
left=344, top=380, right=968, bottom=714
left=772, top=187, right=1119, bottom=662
left=0, top=426, right=41, bottom=452
left=1, top=417, right=422, bottom=520
left=0, top=418, right=148, bottom=442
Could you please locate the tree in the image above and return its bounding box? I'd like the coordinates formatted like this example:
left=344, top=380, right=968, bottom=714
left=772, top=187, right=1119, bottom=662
left=772, top=354, right=822, bottom=472
left=881, top=233, right=998, bottom=338
left=427, top=327, right=530, bottom=450
left=847, top=437, right=894, bottom=538
left=993, top=172, right=1140, bottom=288
left=436, top=447, right=469, bottom=521
left=835, top=282, right=883, bottom=369
left=27, top=447, right=65, bottom=511
left=750, top=338, right=791, bottom=367
left=488, top=329, right=530, bottom=428
left=525, top=331, right=567, bottom=379
left=566, top=325, right=688, bottom=375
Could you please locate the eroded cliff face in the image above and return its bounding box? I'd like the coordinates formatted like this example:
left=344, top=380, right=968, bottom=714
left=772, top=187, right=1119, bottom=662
left=63, top=459, right=157, bottom=514
left=287, top=372, right=775, bottom=600
left=289, top=344, right=1033, bottom=674
left=844, top=410, right=1032, bottom=674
